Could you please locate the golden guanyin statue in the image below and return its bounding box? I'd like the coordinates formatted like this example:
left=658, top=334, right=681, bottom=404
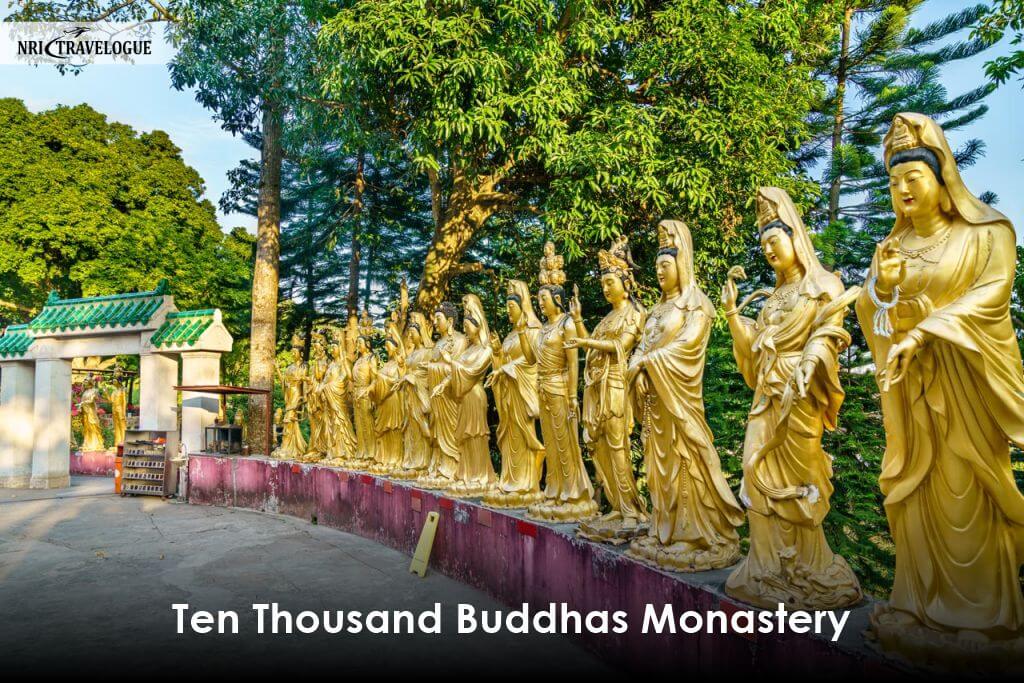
left=625, top=221, right=745, bottom=570
left=519, top=243, right=599, bottom=522
left=322, top=333, right=357, bottom=466
left=418, top=302, right=467, bottom=488
left=350, top=331, right=378, bottom=466
left=722, top=187, right=862, bottom=610
left=394, top=312, right=433, bottom=479
left=571, top=237, right=649, bottom=543
left=437, top=294, right=496, bottom=497
left=856, top=113, right=1024, bottom=670
left=303, top=331, right=330, bottom=462
left=482, top=279, right=545, bottom=508
left=273, top=334, right=307, bottom=460
left=369, top=321, right=407, bottom=475
left=107, top=370, right=127, bottom=447
left=79, top=376, right=106, bottom=452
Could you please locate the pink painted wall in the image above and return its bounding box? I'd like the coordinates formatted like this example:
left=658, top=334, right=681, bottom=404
left=70, top=450, right=115, bottom=476
left=187, top=454, right=901, bottom=676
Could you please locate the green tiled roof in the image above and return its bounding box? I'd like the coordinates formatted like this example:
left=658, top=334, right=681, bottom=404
left=149, top=309, right=216, bottom=348
left=27, top=280, right=169, bottom=333
left=0, top=325, right=34, bottom=358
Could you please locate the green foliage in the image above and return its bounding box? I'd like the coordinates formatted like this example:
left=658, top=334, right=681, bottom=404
left=319, top=0, right=840, bottom=293
left=0, top=98, right=252, bottom=336
left=975, top=0, right=1024, bottom=86
left=803, top=1, right=997, bottom=277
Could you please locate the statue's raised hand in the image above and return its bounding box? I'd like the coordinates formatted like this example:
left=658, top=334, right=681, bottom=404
left=875, top=236, right=906, bottom=297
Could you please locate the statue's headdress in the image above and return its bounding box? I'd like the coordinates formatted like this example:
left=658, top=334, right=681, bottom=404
left=597, top=235, right=636, bottom=291
left=538, top=240, right=566, bottom=287
left=358, top=308, right=374, bottom=341
left=755, top=194, right=791, bottom=236
left=884, top=114, right=944, bottom=185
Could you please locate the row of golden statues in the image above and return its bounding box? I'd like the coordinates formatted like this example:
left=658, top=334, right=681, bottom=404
left=272, top=114, right=1023, bottom=670
left=77, top=372, right=128, bottom=451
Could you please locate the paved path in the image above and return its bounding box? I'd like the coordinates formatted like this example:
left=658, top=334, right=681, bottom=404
left=0, top=477, right=609, bottom=675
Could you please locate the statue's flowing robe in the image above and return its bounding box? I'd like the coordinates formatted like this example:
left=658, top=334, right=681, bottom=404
left=491, top=328, right=543, bottom=494
left=857, top=222, right=1024, bottom=634
left=448, top=342, right=496, bottom=489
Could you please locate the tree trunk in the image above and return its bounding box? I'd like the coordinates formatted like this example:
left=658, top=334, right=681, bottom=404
left=827, top=5, right=854, bottom=227
left=412, top=164, right=508, bottom=313
left=345, top=148, right=366, bottom=318
left=248, top=101, right=283, bottom=451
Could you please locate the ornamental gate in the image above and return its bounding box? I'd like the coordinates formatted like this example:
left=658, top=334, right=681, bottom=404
left=0, top=281, right=232, bottom=489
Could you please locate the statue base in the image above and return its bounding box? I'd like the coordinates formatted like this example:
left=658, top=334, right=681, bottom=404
left=577, top=511, right=648, bottom=545
left=300, top=451, right=326, bottom=464
left=387, top=467, right=424, bottom=480
left=445, top=480, right=493, bottom=498
left=724, top=551, right=862, bottom=611
left=626, top=535, right=740, bottom=572
left=526, top=497, right=599, bottom=523
left=866, top=604, right=1024, bottom=675
left=415, top=473, right=454, bottom=490
left=481, top=487, right=545, bottom=509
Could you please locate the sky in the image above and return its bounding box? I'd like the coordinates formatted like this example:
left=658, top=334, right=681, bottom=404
left=0, top=2, right=1020, bottom=238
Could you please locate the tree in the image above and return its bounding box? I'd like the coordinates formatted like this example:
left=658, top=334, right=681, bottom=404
left=0, top=98, right=251, bottom=328
left=975, top=0, right=1024, bottom=87
left=319, top=0, right=841, bottom=312
left=799, top=1, right=996, bottom=275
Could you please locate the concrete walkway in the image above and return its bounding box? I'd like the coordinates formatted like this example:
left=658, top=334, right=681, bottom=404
left=0, top=477, right=609, bottom=675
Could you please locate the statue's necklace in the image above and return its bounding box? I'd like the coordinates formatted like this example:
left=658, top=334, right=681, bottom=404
left=899, top=225, right=952, bottom=263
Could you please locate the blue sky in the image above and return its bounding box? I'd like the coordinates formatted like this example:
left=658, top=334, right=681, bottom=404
left=0, top=3, right=1020, bottom=237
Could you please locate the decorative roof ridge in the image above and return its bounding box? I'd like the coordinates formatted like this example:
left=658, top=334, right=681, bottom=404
left=5, top=324, right=28, bottom=331
left=166, top=308, right=216, bottom=319
left=42, top=278, right=170, bottom=308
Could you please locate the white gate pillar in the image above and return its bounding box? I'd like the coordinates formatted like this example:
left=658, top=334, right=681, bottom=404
left=30, top=358, right=72, bottom=489
left=139, top=352, right=179, bottom=432
left=0, top=361, right=37, bottom=488
left=180, top=351, right=221, bottom=454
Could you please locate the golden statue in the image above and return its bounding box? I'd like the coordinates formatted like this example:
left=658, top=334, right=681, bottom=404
left=855, top=113, right=1024, bottom=670
left=107, top=371, right=128, bottom=447
left=519, top=243, right=599, bottom=522
left=78, top=376, right=106, bottom=452
left=538, top=240, right=566, bottom=287
left=303, top=331, right=330, bottom=462
left=273, top=334, right=307, bottom=460
left=418, top=302, right=467, bottom=488
left=569, top=237, right=648, bottom=543
left=369, top=321, right=407, bottom=475
left=394, top=312, right=433, bottom=478
left=625, top=221, right=745, bottom=570
left=322, top=333, right=357, bottom=466
left=350, top=330, right=378, bottom=466
left=482, top=279, right=545, bottom=508
left=436, top=294, right=496, bottom=497
left=722, top=187, right=862, bottom=610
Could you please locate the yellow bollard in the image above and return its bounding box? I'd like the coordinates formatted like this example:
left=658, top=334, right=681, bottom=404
left=409, top=511, right=439, bottom=577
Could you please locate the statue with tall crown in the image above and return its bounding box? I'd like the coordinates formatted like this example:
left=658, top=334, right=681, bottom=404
left=78, top=376, right=106, bottom=452
left=434, top=294, right=497, bottom=497
left=322, top=329, right=357, bottom=466
left=482, top=279, right=546, bottom=508
left=569, top=236, right=648, bottom=543
left=393, top=311, right=433, bottom=479
left=418, top=301, right=467, bottom=488
left=350, top=314, right=378, bottom=466
left=625, top=221, right=744, bottom=569
left=369, top=320, right=407, bottom=475
left=303, top=330, right=330, bottom=462
left=107, top=369, right=128, bottom=447
left=856, top=113, right=1024, bottom=672
left=273, top=334, right=308, bottom=460
left=518, top=241, right=599, bottom=522
left=722, top=188, right=862, bottom=610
